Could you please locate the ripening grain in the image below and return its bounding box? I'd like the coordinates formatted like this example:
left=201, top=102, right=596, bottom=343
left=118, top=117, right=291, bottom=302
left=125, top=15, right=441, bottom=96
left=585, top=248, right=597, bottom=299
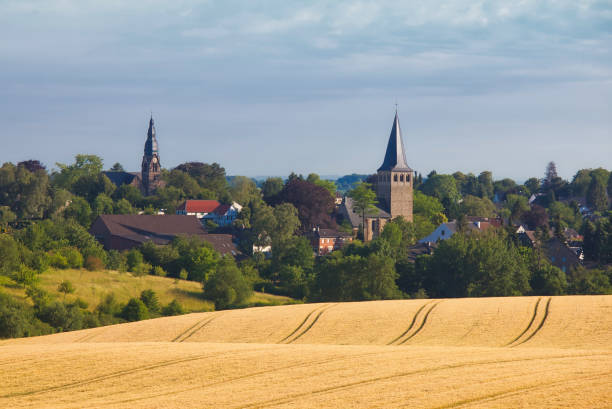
left=2, top=295, right=611, bottom=408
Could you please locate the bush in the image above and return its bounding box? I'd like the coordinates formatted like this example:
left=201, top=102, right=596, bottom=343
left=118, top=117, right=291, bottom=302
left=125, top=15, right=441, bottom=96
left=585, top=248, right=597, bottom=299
left=162, top=299, right=185, bottom=316
left=132, top=262, right=152, bottom=277
left=121, top=298, right=149, bottom=321
left=95, top=293, right=122, bottom=324
left=48, top=252, right=69, bottom=269
left=140, top=289, right=160, bottom=315
left=204, top=257, right=252, bottom=309
left=37, top=301, right=84, bottom=332
left=0, top=292, right=53, bottom=338
left=106, top=250, right=127, bottom=272
left=84, top=255, right=104, bottom=271
left=152, top=265, right=167, bottom=277
left=179, top=269, right=188, bottom=280
left=126, top=249, right=143, bottom=272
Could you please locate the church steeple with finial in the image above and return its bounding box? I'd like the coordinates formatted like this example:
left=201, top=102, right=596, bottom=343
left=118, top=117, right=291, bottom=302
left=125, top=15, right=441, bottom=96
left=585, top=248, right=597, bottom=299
left=374, top=109, right=414, bottom=223
left=141, top=115, right=161, bottom=195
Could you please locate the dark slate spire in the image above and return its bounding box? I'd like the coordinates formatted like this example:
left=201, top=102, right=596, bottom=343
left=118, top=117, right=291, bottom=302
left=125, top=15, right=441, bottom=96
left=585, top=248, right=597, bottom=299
left=144, top=115, right=158, bottom=156
left=377, top=111, right=411, bottom=172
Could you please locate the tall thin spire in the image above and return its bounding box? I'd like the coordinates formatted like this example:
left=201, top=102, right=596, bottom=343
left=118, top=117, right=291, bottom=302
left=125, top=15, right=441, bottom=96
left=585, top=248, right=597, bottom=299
left=144, top=115, right=158, bottom=155
left=377, top=111, right=411, bottom=172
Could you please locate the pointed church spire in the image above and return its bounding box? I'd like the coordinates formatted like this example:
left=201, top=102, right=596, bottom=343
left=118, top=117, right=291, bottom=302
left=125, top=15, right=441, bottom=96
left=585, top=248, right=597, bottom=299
left=144, top=115, right=158, bottom=156
left=377, top=111, right=411, bottom=172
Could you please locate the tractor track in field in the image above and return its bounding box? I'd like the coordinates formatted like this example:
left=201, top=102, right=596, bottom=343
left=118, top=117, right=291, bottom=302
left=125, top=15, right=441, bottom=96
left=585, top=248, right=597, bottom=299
left=439, top=369, right=612, bottom=408
left=0, top=346, right=268, bottom=399
left=506, top=297, right=551, bottom=348
left=74, top=327, right=107, bottom=343
left=234, top=352, right=612, bottom=409
left=398, top=301, right=442, bottom=345
left=513, top=297, right=551, bottom=347
left=504, top=297, right=541, bottom=346
left=171, top=313, right=217, bottom=342
left=387, top=301, right=433, bottom=345
left=92, top=348, right=415, bottom=407
left=173, top=312, right=223, bottom=342
left=284, top=304, right=337, bottom=344
left=277, top=304, right=328, bottom=343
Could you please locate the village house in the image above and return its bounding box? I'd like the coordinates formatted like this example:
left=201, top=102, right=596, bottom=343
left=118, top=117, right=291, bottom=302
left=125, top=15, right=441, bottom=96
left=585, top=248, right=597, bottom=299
left=176, top=200, right=242, bottom=227
left=419, top=217, right=502, bottom=244
left=308, top=227, right=353, bottom=256
left=89, top=214, right=239, bottom=256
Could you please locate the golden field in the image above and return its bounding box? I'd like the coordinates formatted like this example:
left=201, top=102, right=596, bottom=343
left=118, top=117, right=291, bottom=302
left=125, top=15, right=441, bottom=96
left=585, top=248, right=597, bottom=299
left=2, top=295, right=611, bottom=408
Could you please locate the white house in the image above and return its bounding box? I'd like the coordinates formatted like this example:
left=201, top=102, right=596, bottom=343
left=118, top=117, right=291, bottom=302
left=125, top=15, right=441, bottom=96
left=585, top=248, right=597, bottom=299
left=418, top=221, right=458, bottom=244
left=176, top=200, right=242, bottom=227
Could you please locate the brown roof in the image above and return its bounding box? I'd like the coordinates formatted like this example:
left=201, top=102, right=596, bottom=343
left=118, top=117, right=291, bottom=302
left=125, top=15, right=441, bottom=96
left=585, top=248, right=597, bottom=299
left=90, top=215, right=239, bottom=255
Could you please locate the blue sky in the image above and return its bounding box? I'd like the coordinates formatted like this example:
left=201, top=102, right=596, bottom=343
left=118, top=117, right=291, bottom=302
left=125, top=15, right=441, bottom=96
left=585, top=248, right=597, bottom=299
left=1, top=0, right=611, bottom=181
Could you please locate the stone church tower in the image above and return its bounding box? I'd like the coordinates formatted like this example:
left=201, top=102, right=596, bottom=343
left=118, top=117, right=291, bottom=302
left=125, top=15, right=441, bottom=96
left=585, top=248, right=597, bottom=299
left=374, top=111, right=414, bottom=222
left=141, top=116, right=162, bottom=195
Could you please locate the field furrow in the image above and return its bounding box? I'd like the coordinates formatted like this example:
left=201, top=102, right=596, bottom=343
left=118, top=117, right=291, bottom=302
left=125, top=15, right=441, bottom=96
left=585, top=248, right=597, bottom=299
left=287, top=304, right=337, bottom=344
left=399, top=301, right=442, bottom=345
left=277, top=304, right=328, bottom=343
left=388, top=301, right=434, bottom=345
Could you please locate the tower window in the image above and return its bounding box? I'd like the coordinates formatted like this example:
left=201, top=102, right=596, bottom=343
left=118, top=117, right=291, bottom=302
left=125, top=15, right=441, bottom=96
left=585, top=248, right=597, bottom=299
left=400, top=174, right=404, bottom=182
left=394, top=174, right=398, bottom=182
left=407, top=174, right=411, bottom=182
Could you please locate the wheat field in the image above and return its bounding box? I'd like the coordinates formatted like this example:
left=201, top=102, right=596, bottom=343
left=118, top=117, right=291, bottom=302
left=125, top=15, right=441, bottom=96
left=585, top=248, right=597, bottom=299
left=2, top=295, right=611, bottom=408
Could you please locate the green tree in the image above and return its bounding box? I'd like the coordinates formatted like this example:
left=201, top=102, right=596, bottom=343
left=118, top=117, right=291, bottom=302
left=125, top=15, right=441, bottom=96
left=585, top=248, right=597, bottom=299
left=421, top=174, right=461, bottom=205
left=505, top=194, right=530, bottom=225
left=162, top=299, right=185, bottom=316
left=261, top=177, right=284, bottom=204
left=140, top=289, right=161, bottom=315
left=121, top=298, right=149, bottom=321
left=53, top=154, right=104, bottom=190
left=586, top=176, right=608, bottom=211
left=93, top=193, right=114, bottom=217
left=109, top=162, right=125, bottom=172
left=0, top=234, right=20, bottom=276
left=229, top=176, right=260, bottom=205
left=348, top=182, right=378, bottom=232
left=307, top=173, right=337, bottom=197
left=63, top=196, right=93, bottom=227
left=459, top=195, right=496, bottom=218
left=477, top=171, right=494, bottom=199
left=57, top=280, right=75, bottom=301
left=204, top=257, right=252, bottom=309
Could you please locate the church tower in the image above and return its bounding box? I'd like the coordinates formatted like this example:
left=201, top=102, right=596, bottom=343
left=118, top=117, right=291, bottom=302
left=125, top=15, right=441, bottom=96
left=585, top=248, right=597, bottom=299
left=374, top=111, right=413, bottom=222
left=141, top=116, right=161, bottom=196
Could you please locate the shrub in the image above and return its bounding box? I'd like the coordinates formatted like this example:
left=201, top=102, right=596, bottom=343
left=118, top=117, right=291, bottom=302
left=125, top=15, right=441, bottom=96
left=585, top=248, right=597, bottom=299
left=162, top=299, right=185, bottom=316
left=132, top=262, right=152, bottom=277
left=57, top=280, right=75, bottom=300
left=126, top=249, right=143, bottom=272
left=204, top=257, right=252, bottom=309
left=48, top=252, right=69, bottom=269
left=37, top=301, right=84, bottom=332
left=152, top=265, right=167, bottom=277
left=140, top=290, right=160, bottom=314
left=84, top=255, right=104, bottom=271
left=179, top=269, right=188, bottom=280
left=0, top=292, right=53, bottom=338
left=59, top=247, right=83, bottom=268
left=121, top=298, right=149, bottom=321
left=106, top=250, right=127, bottom=272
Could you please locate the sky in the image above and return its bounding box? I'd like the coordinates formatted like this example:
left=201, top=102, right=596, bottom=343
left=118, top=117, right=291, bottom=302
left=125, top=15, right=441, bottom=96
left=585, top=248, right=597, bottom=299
left=1, top=0, right=611, bottom=182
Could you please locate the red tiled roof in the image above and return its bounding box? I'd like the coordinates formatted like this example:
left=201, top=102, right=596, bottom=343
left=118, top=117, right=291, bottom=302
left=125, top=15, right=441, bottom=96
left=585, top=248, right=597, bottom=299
left=177, top=200, right=221, bottom=213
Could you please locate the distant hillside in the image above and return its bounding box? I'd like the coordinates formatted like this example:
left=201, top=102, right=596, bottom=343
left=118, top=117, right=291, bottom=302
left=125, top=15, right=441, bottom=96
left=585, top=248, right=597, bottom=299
left=0, top=268, right=295, bottom=313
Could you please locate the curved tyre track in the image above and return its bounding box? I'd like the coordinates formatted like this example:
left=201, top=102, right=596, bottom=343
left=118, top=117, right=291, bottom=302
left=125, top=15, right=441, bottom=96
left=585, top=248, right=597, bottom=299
left=508, top=297, right=551, bottom=348
left=175, top=313, right=223, bottom=343
left=277, top=304, right=328, bottom=344
left=387, top=301, right=433, bottom=345
left=284, top=304, right=336, bottom=344
left=504, top=297, right=541, bottom=346
left=399, top=301, right=442, bottom=345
